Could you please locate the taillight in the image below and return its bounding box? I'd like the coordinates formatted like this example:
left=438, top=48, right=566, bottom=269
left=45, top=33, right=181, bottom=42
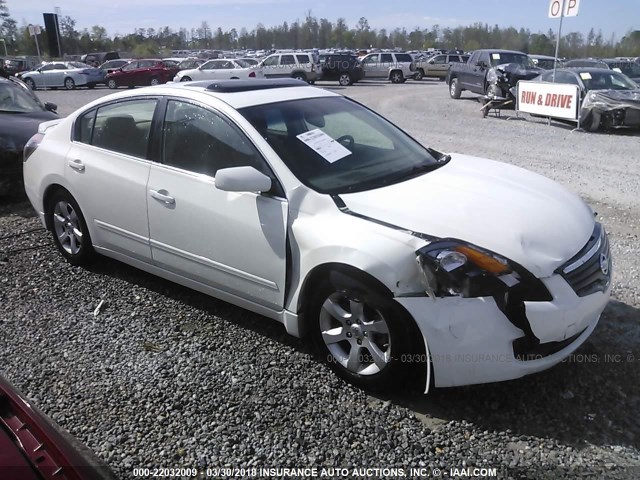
left=24, top=133, right=44, bottom=162
left=249, top=71, right=256, bottom=77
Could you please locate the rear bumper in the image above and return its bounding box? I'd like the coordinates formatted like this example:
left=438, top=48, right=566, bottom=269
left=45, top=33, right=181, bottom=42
left=395, top=275, right=610, bottom=389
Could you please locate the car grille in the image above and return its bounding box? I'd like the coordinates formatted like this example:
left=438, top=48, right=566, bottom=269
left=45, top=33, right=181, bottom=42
left=557, top=223, right=612, bottom=297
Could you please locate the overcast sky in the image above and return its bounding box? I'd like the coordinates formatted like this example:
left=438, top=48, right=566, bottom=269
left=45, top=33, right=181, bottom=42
left=5, top=0, right=638, bottom=40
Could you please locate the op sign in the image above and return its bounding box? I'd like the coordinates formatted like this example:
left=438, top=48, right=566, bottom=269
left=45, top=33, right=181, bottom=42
left=548, top=0, right=581, bottom=18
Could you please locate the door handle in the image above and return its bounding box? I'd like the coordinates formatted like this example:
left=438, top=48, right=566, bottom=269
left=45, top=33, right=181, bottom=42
left=150, top=189, right=175, bottom=205
left=68, top=159, right=85, bottom=172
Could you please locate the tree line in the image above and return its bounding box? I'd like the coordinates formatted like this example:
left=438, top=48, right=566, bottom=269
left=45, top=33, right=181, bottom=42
left=1, top=2, right=639, bottom=59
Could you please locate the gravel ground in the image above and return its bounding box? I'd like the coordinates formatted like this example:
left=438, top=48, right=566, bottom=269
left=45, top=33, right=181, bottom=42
left=1, top=80, right=639, bottom=479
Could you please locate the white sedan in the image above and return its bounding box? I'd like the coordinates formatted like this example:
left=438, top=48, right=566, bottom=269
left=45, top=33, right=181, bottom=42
left=21, top=61, right=105, bottom=90
left=23, top=79, right=611, bottom=392
left=174, top=59, right=262, bottom=82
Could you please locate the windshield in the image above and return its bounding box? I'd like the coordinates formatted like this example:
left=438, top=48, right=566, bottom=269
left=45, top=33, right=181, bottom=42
left=0, top=82, right=45, bottom=113
left=614, top=62, right=640, bottom=77
left=240, top=96, right=444, bottom=194
left=491, top=53, right=535, bottom=68
left=582, top=71, right=638, bottom=91
left=235, top=59, right=251, bottom=68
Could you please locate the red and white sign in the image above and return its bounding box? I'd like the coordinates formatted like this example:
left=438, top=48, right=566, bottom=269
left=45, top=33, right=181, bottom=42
left=548, top=0, right=581, bottom=18
left=517, top=81, right=580, bottom=121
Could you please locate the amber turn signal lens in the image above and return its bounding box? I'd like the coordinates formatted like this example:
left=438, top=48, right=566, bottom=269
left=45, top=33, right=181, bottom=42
left=455, top=246, right=510, bottom=274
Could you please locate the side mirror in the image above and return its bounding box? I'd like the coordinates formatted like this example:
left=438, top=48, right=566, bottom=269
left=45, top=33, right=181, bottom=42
left=44, top=102, right=57, bottom=113
left=215, top=166, right=272, bottom=193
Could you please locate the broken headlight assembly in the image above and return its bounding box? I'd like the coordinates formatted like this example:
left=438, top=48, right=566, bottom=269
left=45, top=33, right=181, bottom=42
left=416, top=240, right=551, bottom=301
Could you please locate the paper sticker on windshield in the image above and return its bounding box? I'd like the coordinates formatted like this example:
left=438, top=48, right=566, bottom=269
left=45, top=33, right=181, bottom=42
left=296, top=129, right=352, bottom=163
left=491, top=53, right=501, bottom=60
left=579, top=72, right=592, bottom=80
left=612, top=67, right=622, bottom=73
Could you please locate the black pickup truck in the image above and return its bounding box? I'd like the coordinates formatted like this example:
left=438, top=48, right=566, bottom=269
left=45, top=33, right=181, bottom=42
left=446, top=49, right=541, bottom=99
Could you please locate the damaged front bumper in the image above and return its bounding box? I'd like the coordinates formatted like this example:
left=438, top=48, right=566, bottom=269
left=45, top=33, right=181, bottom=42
left=396, top=277, right=609, bottom=389
left=400, top=224, right=612, bottom=391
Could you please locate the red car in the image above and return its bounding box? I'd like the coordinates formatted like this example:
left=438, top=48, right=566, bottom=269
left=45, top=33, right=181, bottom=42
left=106, top=59, right=179, bottom=89
left=0, top=375, right=116, bottom=480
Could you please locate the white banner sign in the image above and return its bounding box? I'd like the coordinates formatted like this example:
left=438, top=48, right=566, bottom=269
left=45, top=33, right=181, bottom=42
left=517, top=81, right=580, bottom=121
left=548, top=0, right=581, bottom=18
left=28, top=24, right=41, bottom=36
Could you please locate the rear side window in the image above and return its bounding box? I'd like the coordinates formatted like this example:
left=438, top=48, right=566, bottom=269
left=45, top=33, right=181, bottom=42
left=296, top=55, right=310, bottom=65
left=74, top=109, right=97, bottom=144
left=281, top=55, right=296, bottom=65
left=381, top=53, right=393, bottom=63
left=90, top=99, right=158, bottom=158
left=395, top=54, right=413, bottom=63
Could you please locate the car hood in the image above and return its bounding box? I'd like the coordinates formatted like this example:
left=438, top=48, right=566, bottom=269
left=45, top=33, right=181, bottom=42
left=0, top=111, right=58, bottom=155
left=581, top=88, right=640, bottom=110
left=338, top=154, right=594, bottom=278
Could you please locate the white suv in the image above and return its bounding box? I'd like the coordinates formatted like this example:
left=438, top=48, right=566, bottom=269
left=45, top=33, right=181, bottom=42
left=23, top=79, right=611, bottom=393
left=257, top=52, right=320, bottom=83
left=359, top=52, right=416, bottom=83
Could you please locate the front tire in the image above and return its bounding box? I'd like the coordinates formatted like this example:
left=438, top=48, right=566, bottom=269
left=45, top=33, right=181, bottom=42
left=309, top=274, right=422, bottom=391
left=107, top=79, right=118, bottom=89
left=180, top=76, right=192, bottom=82
left=449, top=77, right=462, bottom=99
left=64, top=77, right=76, bottom=90
left=149, top=77, right=160, bottom=86
left=338, top=73, right=353, bottom=86
left=24, top=78, right=36, bottom=90
left=414, top=68, right=425, bottom=81
left=47, top=191, right=94, bottom=266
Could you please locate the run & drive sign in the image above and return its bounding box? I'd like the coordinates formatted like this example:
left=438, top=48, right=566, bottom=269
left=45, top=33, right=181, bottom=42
left=516, top=80, right=580, bottom=121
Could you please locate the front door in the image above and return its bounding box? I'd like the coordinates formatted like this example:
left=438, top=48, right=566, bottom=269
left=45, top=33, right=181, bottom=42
left=147, top=99, right=288, bottom=309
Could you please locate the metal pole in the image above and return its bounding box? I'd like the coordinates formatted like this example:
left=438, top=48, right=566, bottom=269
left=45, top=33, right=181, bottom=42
left=552, top=0, right=566, bottom=82
left=34, top=33, right=41, bottom=60
left=0, top=39, right=7, bottom=56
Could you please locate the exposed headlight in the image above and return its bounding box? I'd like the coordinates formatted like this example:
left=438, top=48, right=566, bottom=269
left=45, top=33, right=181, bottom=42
left=486, top=68, right=499, bottom=83
left=416, top=240, right=547, bottom=299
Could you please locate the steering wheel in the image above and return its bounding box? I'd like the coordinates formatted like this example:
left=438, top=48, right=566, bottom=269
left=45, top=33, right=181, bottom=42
left=336, top=134, right=354, bottom=150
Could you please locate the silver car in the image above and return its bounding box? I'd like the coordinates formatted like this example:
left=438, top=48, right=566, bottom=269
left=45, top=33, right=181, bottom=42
left=21, top=62, right=105, bottom=90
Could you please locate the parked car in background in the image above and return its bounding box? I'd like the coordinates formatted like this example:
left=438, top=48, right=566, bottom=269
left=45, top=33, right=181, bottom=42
left=0, top=374, right=117, bottom=479
left=359, top=51, right=416, bottom=83
left=236, top=57, right=260, bottom=66
left=533, top=67, right=640, bottom=131
left=99, top=58, right=131, bottom=74
left=0, top=76, right=58, bottom=196
left=529, top=54, right=562, bottom=70
left=23, top=79, right=611, bottom=393
left=319, top=53, right=364, bottom=85
left=257, top=52, right=320, bottom=83
left=565, top=58, right=640, bottom=83
left=21, top=61, right=105, bottom=90
left=2, top=56, right=40, bottom=76
left=177, top=58, right=205, bottom=70
left=414, top=53, right=469, bottom=81
left=81, top=51, right=120, bottom=67
left=106, top=59, right=180, bottom=89
left=447, top=49, right=542, bottom=99
left=174, top=58, right=262, bottom=82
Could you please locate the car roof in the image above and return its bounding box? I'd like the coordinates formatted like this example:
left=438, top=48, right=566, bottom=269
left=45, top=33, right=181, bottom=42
left=96, top=79, right=339, bottom=110
left=556, top=67, right=621, bottom=74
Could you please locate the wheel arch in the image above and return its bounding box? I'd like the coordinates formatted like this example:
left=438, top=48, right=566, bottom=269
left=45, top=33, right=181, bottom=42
left=43, top=184, right=72, bottom=230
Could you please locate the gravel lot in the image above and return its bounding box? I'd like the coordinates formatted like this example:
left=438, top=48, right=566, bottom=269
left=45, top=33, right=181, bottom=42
left=1, top=80, right=639, bottom=479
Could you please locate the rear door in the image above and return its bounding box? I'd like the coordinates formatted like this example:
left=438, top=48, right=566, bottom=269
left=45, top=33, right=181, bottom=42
left=428, top=55, right=448, bottom=78
left=65, top=97, right=159, bottom=261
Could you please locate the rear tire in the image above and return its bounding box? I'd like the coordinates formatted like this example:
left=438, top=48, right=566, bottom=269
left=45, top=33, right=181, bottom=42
left=149, top=77, right=160, bottom=86
left=292, top=72, right=307, bottom=83
left=180, top=76, right=192, bottom=82
left=414, top=69, right=425, bottom=81
left=64, top=77, right=76, bottom=90
left=24, top=78, right=36, bottom=90
left=449, top=77, right=462, bottom=99
left=47, top=190, right=94, bottom=266
left=390, top=70, right=404, bottom=84
left=87, top=83, right=96, bottom=89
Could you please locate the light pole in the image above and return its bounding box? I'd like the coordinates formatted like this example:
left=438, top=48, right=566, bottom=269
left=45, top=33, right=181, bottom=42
left=0, top=39, right=7, bottom=57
